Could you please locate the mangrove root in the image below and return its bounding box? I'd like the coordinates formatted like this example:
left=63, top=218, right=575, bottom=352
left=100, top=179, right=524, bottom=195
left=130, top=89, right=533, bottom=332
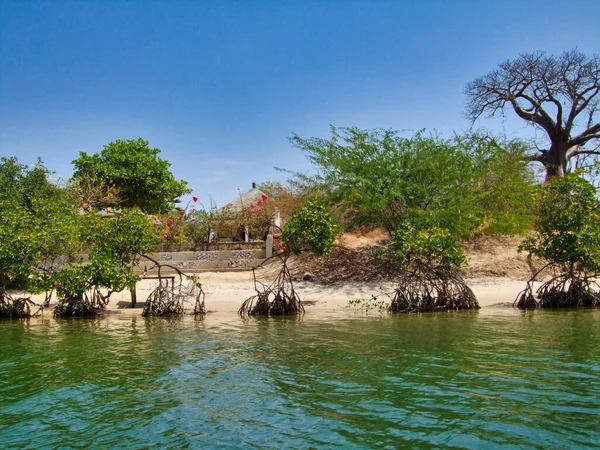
left=388, top=268, right=479, bottom=313
left=239, top=253, right=304, bottom=317
left=0, top=293, right=38, bottom=319
left=353, top=266, right=479, bottom=314
left=140, top=255, right=206, bottom=317
left=515, top=267, right=600, bottom=309
left=54, top=286, right=109, bottom=318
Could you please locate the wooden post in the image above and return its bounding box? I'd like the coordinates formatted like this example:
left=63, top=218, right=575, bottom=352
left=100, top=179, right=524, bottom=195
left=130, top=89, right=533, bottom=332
left=130, top=285, right=137, bottom=308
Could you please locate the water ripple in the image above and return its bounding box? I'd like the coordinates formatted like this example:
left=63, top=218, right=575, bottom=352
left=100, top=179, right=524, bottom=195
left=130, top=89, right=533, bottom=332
left=1, top=310, right=599, bottom=448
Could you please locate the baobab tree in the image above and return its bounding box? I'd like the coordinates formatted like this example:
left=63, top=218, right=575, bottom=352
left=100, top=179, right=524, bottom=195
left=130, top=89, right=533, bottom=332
left=465, top=50, right=600, bottom=180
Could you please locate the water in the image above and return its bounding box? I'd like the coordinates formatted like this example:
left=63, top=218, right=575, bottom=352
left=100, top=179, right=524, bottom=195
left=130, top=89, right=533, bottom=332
left=1, top=308, right=599, bottom=449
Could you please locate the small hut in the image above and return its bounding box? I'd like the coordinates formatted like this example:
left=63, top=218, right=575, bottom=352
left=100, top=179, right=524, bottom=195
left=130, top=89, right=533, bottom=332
left=216, top=183, right=280, bottom=242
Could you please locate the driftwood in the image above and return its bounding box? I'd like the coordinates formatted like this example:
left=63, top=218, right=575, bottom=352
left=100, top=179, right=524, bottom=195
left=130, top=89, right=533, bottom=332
left=239, top=252, right=304, bottom=317
left=140, top=255, right=205, bottom=317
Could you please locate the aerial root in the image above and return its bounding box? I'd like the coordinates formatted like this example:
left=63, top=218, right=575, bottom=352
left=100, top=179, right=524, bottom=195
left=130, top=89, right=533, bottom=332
left=142, top=277, right=205, bottom=317
left=54, top=286, right=109, bottom=318
left=515, top=269, right=600, bottom=309
left=239, top=253, right=304, bottom=317
left=0, top=292, right=38, bottom=319
left=388, top=268, right=479, bottom=313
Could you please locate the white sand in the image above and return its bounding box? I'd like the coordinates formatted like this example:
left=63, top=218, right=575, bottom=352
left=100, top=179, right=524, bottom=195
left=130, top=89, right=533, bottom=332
left=23, top=270, right=527, bottom=318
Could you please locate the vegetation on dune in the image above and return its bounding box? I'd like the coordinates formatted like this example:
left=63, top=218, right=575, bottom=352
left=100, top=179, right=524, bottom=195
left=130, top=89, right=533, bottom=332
left=289, top=128, right=535, bottom=237
left=288, top=127, right=535, bottom=312
left=281, top=200, right=343, bottom=257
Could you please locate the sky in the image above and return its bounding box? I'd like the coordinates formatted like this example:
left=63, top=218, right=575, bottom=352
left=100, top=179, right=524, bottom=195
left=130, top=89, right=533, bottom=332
left=1, top=0, right=599, bottom=207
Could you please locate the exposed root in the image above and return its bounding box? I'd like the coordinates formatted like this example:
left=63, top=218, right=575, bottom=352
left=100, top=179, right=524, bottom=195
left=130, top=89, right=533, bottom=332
left=140, top=255, right=206, bottom=317
left=54, top=286, right=109, bottom=318
left=0, top=292, right=39, bottom=319
left=143, top=282, right=184, bottom=316
left=388, top=267, right=478, bottom=313
left=352, top=265, right=478, bottom=314
left=239, top=253, right=304, bottom=317
left=515, top=265, right=600, bottom=309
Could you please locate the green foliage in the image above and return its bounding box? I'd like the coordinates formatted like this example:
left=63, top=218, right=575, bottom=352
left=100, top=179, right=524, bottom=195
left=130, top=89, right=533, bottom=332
left=356, top=227, right=477, bottom=313
left=61, top=210, right=157, bottom=297
left=290, top=127, right=535, bottom=237
left=82, top=210, right=157, bottom=269
left=516, top=174, right=600, bottom=309
left=282, top=200, right=342, bottom=257
left=1, top=155, right=170, bottom=317
left=52, top=209, right=158, bottom=316
left=520, top=174, right=600, bottom=272
left=72, top=138, right=190, bottom=214
left=387, top=226, right=466, bottom=273
left=0, top=157, right=80, bottom=292
left=0, top=207, right=42, bottom=289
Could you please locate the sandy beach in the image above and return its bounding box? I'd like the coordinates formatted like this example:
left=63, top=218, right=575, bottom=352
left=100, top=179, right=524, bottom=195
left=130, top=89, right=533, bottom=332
left=23, top=269, right=528, bottom=319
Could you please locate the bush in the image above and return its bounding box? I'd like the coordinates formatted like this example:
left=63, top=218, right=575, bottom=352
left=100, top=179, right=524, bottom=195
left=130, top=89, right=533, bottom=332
left=281, top=200, right=343, bottom=257
left=383, top=227, right=478, bottom=312
left=516, top=174, right=600, bottom=308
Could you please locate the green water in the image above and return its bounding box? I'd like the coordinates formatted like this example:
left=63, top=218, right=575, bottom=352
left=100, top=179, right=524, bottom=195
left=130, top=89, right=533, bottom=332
left=1, top=308, right=599, bottom=449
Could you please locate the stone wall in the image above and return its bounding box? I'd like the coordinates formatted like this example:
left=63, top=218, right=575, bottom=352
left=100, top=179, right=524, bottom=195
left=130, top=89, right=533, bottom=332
left=135, top=240, right=271, bottom=273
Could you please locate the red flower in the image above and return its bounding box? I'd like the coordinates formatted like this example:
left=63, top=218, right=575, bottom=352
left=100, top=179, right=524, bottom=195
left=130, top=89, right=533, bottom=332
left=192, top=196, right=198, bottom=202
left=179, top=211, right=184, bottom=216
left=167, top=221, right=173, bottom=227
left=261, top=194, right=268, bottom=201
left=191, top=218, right=196, bottom=223
left=169, top=215, right=173, bottom=220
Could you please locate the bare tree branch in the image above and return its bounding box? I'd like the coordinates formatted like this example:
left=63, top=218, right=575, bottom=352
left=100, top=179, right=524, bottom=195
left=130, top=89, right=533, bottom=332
left=465, top=50, right=600, bottom=178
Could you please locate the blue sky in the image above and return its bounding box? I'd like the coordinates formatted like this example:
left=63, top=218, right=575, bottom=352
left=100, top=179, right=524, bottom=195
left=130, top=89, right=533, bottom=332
left=1, top=0, right=599, bottom=207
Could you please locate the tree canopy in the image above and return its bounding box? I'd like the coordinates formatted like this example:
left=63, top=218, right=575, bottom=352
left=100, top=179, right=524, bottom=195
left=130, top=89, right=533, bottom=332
left=290, top=127, right=535, bottom=237
left=465, top=49, right=600, bottom=179
left=0, top=157, right=80, bottom=292
left=72, top=138, right=190, bottom=214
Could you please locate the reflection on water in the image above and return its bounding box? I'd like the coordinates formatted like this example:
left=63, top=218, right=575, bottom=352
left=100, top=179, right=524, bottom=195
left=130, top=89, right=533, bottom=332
left=1, top=309, right=599, bottom=448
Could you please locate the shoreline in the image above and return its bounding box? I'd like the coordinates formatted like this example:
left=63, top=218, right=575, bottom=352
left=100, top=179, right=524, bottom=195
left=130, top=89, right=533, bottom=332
left=15, top=272, right=530, bottom=318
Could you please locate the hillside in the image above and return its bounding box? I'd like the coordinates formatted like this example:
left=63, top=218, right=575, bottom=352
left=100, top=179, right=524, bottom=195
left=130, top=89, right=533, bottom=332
left=286, top=229, right=534, bottom=283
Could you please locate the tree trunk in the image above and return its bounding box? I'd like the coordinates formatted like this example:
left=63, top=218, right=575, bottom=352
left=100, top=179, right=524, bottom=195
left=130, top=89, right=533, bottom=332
left=542, top=139, right=569, bottom=182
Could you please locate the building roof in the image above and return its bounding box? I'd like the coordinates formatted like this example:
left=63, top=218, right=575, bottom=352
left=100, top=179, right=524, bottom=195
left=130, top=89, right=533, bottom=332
left=222, top=184, right=268, bottom=212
